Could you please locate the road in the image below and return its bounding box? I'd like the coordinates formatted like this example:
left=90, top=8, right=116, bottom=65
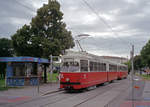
left=1, top=78, right=133, bottom=107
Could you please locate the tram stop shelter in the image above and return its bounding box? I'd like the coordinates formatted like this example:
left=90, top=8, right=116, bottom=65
left=0, top=57, right=50, bottom=86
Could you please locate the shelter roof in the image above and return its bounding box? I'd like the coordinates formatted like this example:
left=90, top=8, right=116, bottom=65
left=0, top=57, right=49, bottom=63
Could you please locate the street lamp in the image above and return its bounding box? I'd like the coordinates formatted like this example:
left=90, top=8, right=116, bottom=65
left=75, top=34, right=90, bottom=52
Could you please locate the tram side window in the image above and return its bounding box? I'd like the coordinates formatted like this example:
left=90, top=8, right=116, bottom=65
left=100, top=63, right=102, bottom=71
left=109, top=64, right=117, bottom=71
left=118, top=66, right=121, bottom=71
left=121, top=66, right=127, bottom=71
left=125, top=67, right=127, bottom=71
left=94, top=62, right=97, bottom=71
left=80, top=60, right=88, bottom=72
left=103, top=63, right=106, bottom=71
left=99, top=63, right=106, bottom=71
left=114, top=65, right=117, bottom=71
left=98, top=63, right=100, bottom=72
left=61, top=61, right=79, bottom=72
left=120, top=66, right=123, bottom=71
left=90, top=61, right=94, bottom=72
left=124, top=67, right=126, bottom=71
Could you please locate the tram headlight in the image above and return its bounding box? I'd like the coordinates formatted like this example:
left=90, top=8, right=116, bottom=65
left=83, top=74, right=86, bottom=79
left=66, top=78, right=70, bottom=82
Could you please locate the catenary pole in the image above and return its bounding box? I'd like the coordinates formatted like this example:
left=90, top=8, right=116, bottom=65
left=131, top=45, right=134, bottom=107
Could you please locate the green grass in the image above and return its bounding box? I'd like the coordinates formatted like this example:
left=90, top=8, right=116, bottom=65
left=141, top=74, right=150, bottom=80
left=0, top=79, right=8, bottom=91
left=47, top=73, right=59, bottom=82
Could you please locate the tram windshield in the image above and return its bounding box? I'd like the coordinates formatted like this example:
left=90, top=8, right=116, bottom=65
left=61, top=61, right=80, bottom=72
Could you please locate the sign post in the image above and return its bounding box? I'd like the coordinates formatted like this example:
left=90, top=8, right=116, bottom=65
left=131, top=45, right=134, bottom=107
left=37, top=58, right=40, bottom=94
left=50, top=55, right=53, bottom=83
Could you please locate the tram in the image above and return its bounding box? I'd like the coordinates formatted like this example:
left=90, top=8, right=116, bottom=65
left=60, top=51, right=128, bottom=90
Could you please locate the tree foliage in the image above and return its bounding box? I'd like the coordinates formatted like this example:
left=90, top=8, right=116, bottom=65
left=134, top=55, right=143, bottom=70
left=141, top=40, right=150, bottom=67
left=0, top=38, right=13, bottom=57
left=0, top=38, right=13, bottom=79
left=12, top=0, right=74, bottom=58
left=124, top=61, right=131, bottom=73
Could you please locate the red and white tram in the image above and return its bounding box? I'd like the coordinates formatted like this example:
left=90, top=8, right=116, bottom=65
left=60, top=51, right=128, bottom=90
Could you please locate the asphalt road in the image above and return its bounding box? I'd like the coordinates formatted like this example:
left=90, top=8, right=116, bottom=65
left=1, top=78, right=132, bottom=107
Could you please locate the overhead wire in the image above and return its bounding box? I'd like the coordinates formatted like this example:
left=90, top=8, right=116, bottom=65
left=81, top=0, right=131, bottom=47
left=58, top=0, right=121, bottom=54
left=79, top=0, right=132, bottom=57
left=15, top=0, right=35, bottom=13
left=58, top=0, right=90, bottom=51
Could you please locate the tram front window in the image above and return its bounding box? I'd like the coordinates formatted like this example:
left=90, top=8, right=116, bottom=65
left=61, top=62, right=79, bottom=72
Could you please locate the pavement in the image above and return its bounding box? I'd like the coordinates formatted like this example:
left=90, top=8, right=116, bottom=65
left=1, top=77, right=150, bottom=107
left=0, top=82, right=60, bottom=105
left=120, top=76, right=150, bottom=107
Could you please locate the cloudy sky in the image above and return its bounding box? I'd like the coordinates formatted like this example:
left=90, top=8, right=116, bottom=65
left=0, top=0, right=150, bottom=58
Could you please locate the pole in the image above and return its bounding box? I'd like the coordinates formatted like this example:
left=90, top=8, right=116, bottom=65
left=37, top=59, right=40, bottom=94
left=50, top=55, right=53, bottom=82
left=131, top=45, right=134, bottom=107
left=44, top=64, right=47, bottom=83
left=38, top=76, right=39, bottom=94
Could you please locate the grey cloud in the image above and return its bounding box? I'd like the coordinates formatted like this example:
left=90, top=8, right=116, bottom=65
left=78, top=34, right=149, bottom=56
left=0, top=0, right=34, bottom=18
left=0, top=0, right=150, bottom=56
left=0, top=0, right=35, bottom=37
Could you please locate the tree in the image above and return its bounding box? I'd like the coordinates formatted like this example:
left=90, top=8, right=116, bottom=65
left=0, top=38, right=13, bottom=79
left=0, top=38, right=13, bottom=57
left=124, top=61, right=131, bottom=74
left=134, top=55, right=143, bottom=70
left=12, top=0, right=74, bottom=58
left=12, top=25, right=43, bottom=57
left=141, top=40, right=150, bottom=67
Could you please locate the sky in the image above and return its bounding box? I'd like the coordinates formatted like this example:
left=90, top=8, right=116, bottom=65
left=0, top=0, right=150, bottom=58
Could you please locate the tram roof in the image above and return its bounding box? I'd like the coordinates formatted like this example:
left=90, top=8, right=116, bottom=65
left=63, top=51, right=127, bottom=66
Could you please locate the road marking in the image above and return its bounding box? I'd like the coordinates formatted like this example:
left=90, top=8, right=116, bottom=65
left=0, top=96, right=30, bottom=103
left=120, top=101, right=150, bottom=107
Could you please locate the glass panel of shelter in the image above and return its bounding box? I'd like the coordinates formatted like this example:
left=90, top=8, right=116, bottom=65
left=12, top=63, right=37, bottom=77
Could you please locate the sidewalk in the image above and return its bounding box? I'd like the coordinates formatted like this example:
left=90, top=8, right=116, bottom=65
left=142, top=80, right=150, bottom=100
left=0, top=82, right=60, bottom=104
left=120, top=79, right=150, bottom=107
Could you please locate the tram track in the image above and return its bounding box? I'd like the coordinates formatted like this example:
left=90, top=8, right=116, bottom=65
left=41, top=80, right=129, bottom=107
left=40, top=92, right=81, bottom=107
left=73, top=80, right=130, bottom=107
left=7, top=89, right=65, bottom=107
left=6, top=79, right=129, bottom=107
left=39, top=85, right=112, bottom=107
left=72, top=85, right=113, bottom=107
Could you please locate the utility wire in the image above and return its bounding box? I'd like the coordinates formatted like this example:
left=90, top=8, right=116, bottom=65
left=81, top=0, right=131, bottom=47
left=15, top=0, right=35, bottom=13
